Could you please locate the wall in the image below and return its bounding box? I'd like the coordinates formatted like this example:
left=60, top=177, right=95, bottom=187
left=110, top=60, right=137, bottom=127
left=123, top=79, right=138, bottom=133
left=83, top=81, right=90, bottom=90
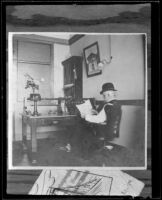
left=53, top=43, right=71, bottom=97
left=113, top=105, right=145, bottom=150
left=70, top=35, right=145, bottom=150
left=70, top=35, right=145, bottom=100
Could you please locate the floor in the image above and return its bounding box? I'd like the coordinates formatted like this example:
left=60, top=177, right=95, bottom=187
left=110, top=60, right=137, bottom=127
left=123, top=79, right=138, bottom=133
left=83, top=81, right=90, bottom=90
left=8, top=146, right=151, bottom=196
left=12, top=131, right=145, bottom=167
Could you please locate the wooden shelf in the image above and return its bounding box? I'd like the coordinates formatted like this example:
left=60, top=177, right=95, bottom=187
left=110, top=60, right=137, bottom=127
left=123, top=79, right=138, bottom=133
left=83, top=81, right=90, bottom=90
left=64, top=83, right=74, bottom=89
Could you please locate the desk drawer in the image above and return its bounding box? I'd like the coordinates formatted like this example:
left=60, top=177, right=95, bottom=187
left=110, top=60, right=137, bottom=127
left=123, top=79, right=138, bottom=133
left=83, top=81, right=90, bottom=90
left=39, top=119, right=60, bottom=126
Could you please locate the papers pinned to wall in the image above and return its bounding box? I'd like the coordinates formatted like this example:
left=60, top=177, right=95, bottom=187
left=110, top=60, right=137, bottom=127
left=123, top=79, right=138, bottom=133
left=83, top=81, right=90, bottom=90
left=29, top=169, right=144, bottom=196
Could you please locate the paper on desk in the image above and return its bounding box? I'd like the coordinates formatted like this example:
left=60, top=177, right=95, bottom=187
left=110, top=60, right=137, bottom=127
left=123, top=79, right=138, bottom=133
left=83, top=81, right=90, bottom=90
left=29, top=169, right=144, bottom=196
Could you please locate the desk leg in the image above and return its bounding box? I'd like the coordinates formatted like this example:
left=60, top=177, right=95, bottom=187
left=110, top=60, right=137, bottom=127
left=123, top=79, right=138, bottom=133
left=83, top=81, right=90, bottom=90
left=20, top=117, right=32, bottom=166
left=22, top=117, right=27, bottom=151
left=31, top=119, right=37, bottom=165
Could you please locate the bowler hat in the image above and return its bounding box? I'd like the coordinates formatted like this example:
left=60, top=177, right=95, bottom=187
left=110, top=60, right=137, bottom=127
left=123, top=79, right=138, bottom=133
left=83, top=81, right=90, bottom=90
left=100, top=82, right=117, bottom=94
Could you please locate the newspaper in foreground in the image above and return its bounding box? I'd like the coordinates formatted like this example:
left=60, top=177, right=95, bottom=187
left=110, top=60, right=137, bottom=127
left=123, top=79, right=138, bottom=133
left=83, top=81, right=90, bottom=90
left=29, top=169, right=144, bottom=196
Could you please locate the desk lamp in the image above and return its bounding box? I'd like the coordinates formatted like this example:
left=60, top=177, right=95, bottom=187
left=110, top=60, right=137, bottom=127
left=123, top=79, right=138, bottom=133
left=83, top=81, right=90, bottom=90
left=24, top=73, right=41, bottom=116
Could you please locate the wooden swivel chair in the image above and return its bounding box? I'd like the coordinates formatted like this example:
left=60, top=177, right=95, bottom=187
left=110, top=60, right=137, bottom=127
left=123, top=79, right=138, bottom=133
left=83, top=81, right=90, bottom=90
left=91, top=113, right=121, bottom=149
left=83, top=104, right=122, bottom=155
left=65, top=98, right=122, bottom=158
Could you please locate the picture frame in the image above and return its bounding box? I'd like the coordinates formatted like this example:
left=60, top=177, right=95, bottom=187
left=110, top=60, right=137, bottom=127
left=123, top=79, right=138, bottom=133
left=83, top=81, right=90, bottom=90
left=83, top=42, right=102, bottom=77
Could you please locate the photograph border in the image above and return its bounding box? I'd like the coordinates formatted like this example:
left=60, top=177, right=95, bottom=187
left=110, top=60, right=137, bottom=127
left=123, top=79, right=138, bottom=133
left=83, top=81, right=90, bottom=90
left=3, top=2, right=160, bottom=199
left=8, top=32, right=147, bottom=170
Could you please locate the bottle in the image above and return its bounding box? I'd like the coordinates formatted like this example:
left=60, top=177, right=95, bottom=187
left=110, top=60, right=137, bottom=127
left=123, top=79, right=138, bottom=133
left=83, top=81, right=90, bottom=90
left=61, top=101, right=65, bottom=113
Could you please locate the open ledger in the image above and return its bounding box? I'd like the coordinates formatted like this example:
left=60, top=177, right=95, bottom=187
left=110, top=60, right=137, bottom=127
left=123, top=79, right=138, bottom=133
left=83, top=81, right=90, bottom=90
left=76, top=99, right=94, bottom=118
left=29, top=169, right=144, bottom=196
left=76, top=99, right=107, bottom=123
left=76, top=99, right=106, bottom=123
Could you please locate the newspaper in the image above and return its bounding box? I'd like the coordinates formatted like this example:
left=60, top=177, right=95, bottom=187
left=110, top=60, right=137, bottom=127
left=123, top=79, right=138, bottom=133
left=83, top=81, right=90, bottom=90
left=29, top=169, right=144, bottom=196
left=76, top=99, right=93, bottom=118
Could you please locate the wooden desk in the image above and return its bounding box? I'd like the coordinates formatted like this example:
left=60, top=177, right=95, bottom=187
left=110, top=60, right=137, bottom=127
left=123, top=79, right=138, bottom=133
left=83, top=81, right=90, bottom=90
left=22, top=113, right=77, bottom=164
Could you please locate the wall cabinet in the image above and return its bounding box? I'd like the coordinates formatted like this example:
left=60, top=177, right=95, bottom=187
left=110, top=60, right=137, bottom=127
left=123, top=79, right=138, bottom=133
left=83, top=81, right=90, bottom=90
left=62, top=56, right=82, bottom=99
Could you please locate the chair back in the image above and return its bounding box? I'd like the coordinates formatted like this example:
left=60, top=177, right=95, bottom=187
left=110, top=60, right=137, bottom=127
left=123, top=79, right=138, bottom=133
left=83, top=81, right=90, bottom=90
left=112, top=108, right=122, bottom=137
left=95, top=101, right=122, bottom=139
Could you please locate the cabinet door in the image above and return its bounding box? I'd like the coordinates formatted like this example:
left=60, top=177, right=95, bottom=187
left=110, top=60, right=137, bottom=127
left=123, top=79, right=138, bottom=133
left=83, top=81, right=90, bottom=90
left=64, top=63, right=74, bottom=85
left=74, top=58, right=82, bottom=99
left=63, top=56, right=82, bottom=99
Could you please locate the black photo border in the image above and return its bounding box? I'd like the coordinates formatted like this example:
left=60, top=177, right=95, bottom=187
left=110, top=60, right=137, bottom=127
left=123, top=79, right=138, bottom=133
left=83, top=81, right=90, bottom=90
left=1, top=1, right=161, bottom=199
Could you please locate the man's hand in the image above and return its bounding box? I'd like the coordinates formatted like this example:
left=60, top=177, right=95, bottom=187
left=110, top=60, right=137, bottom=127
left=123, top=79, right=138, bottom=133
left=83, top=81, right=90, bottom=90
left=90, top=109, right=98, bottom=115
left=80, top=109, right=98, bottom=119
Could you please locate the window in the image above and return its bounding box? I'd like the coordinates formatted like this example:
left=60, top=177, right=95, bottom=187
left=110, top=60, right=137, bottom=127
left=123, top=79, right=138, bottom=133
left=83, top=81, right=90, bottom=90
left=14, top=40, right=53, bottom=101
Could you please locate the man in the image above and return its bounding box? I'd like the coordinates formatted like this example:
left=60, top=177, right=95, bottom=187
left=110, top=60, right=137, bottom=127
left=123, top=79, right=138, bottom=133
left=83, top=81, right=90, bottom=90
left=65, top=82, right=122, bottom=154
left=85, top=82, right=122, bottom=149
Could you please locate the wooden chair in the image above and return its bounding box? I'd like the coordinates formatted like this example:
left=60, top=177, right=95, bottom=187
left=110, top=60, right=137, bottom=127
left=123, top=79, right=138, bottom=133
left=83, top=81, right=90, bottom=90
left=65, top=98, right=122, bottom=157
left=78, top=102, right=122, bottom=156
left=86, top=110, right=122, bottom=151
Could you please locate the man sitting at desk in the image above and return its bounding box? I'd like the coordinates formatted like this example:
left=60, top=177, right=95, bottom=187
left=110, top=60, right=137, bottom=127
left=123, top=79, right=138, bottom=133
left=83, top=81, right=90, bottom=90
left=64, top=82, right=122, bottom=154
left=84, top=82, right=122, bottom=150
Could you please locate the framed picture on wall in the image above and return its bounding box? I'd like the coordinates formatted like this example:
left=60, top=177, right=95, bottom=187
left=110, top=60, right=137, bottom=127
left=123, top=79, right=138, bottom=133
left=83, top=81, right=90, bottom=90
left=83, top=42, right=102, bottom=77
